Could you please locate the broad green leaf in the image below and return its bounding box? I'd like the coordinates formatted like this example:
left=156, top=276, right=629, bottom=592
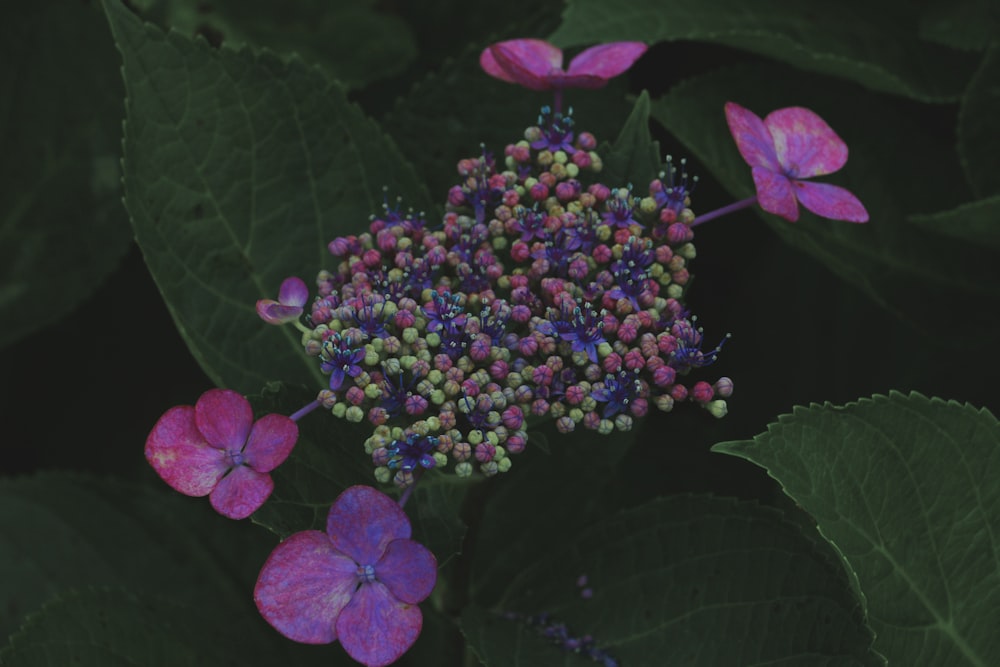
left=382, top=42, right=632, bottom=201
left=140, top=0, right=417, bottom=89
left=908, top=195, right=1000, bottom=251
left=550, top=0, right=978, bottom=102
left=105, top=0, right=432, bottom=394
left=0, top=472, right=266, bottom=640
left=470, top=424, right=639, bottom=606
left=957, top=43, right=1000, bottom=197
left=463, top=495, right=883, bottom=666
left=599, top=90, right=661, bottom=189
left=651, top=63, right=1000, bottom=330
left=920, top=0, right=1000, bottom=52
left=0, top=1, right=131, bottom=348
left=712, top=392, right=1000, bottom=666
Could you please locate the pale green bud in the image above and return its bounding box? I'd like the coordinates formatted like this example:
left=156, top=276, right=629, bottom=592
left=678, top=242, right=697, bottom=259
left=455, top=462, right=473, bottom=477
left=345, top=406, right=364, bottom=422
left=498, top=457, right=512, bottom=473
left=468, top=429, right=484, bottom=445
left=598, top=419, right=614, bottom=435
left=332, top=403, right=347, bottom=418
left=707, top=400, right=728, bottom=419
left=374, top=466, right=391, bottom=484
left=402, top=327, right=419, bottom=344
left=433, top=452, right=448, bottom=467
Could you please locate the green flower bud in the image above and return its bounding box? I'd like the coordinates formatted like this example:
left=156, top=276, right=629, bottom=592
left=431, top=389, right=446, bottom=405
left=597, top=342, right=613, bottom=358
left=402, top=327, right=419, bottom=344
left=425, top=332, right=441, bottom=348
left=707, top=399, right=728, bottom=419
left=569, top=408, right=584, bottom=423
left=598, top=419, right=614, bottom=435
left=498, top=457, right=512, bottom=473
left=364, top=347, right=380, bottom=366
left=666, top=284, right=684, bottom=299
left=455, top=461, right=473, bottom=477
left=678, top=242, right=697, bottom=259
left=345, top=406, right=364, bottom=423
left=433, top=452, right=448, bottom=468
left=332, top=403, right=347, bottom=418
left=468, top=429, right=484, bottom=445
left=374, top=466, right=391, bottom=484
left=614, top=414, right=633, bottom=431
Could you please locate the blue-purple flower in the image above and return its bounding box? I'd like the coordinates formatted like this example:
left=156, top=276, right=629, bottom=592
left=320, top=335, right=365, bottom=391
left=591, top=370, right=643, bottom=418
left=386, top=433, right=438, bottom=472
left=254, top=486, right=437, bottom=667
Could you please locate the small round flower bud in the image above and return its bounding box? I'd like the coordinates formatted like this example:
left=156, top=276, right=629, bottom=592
left=332, top=403, right=347, bottom=418
left=374, top=466, right=391, bottom=484
left=706, top=399, right=728, bottom=418
left=614, top=414, right=633, bottom=431
left=714, top=377, right=734, bottom=398
left=346, top=406, right=364, bottom=422
left=455, top=461, right=473, bottom=477
left=677, top=242, right=697, bottom=259
left=498, top=457, right=512, bottom=473
left=691, top=381, right=714, bottom=404
left=598, top=419, right=614, bottom=435
left=433, top=452, right=448, bottom=468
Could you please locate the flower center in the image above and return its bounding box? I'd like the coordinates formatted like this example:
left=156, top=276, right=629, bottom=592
left=356, top=563, right=377, bottom=584
left=226, top=449, right=246, bottom=466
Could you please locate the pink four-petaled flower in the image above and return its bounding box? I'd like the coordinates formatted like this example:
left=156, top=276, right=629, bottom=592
left=724, top=101, right=869, bottom=223
left=256, top=276, right=309, bottom=325
left=480, top=38, right=647, bottom=91
left=145, top=389, right=298, bottom=519
left=254, top=485, right=437, bottom=667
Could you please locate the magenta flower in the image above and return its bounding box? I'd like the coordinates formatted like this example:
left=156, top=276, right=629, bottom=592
left=257, top=276, right=309, bottom=324
left=480, top=39, right=647, bottom=91
left=724, top=102, right=869, bottom=223
left=254, top=485, right=437, bottom=667
left=145, top=389, right=298, bottom=520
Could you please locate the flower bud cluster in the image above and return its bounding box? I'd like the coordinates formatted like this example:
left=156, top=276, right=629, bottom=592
left=276, top=108, right=731, bottom=486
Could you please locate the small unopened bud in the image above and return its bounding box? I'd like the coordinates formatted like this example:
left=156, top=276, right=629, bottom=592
left=706, top=399, right=728, bottom=418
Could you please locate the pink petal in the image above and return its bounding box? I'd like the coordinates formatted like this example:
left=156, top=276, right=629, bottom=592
left=194, top=389, right=254, bottom=450
left=327, top=486, right=411, bottom=565
left=336, top=582, right=422, bottom=667
left=724, top=102, right=781, bottom=172
left=376, top=539, right=437, bottom=605
left=480, top=39, right=563, bottom=91
left=244, top=414, right=298, bottom=473
left=277, top=276, right=309, bottom=307
left=794, top=180, right=870, bottom=222
left=256, top=300, right=304, bottom=325
left=566, top=42, right=647, bottom=80
left=752, top=166, right=800, bottom=221
left=254, top=530, right=358, bottom=644
left=546, top=72, right=610, bottom=90
left=209, top=465, right=273, bottom=519
left=145, top=405, right=229, bottom=496
left=764, top=107, right=848, bottom=178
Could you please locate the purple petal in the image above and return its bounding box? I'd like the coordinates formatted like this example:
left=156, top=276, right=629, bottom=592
left=376, top=539, right=437, bottom=605
left=545, top=72, right=607, bottom=90
left=329, top=368, right=346, bottom=391
left=480, top=39, right=563, bottom=91
left=327, top=486, right=411, bottom=565
left=244, top=414, right=298, bottom=473
left=209, top=465, right=273, bottom=519
left=336, top=582, right=422, bottom=667
left=752, top=166, right=800, bottom=222
left=724, top=102, right=781, bottom=172
left=278, top=276, right=309, bottom=307
left=145, top=405, right=228, bottom=496
left=254, top=530, right=358, bottom=644
left=194, top=389, right=254, bottom=449
left=794, top=181, right=870, bottom=222
left=764, top=107, right=848, bottom=178
left=256, top=300, right=304, bottom=325
left=566, top=42, right=647, bottom=80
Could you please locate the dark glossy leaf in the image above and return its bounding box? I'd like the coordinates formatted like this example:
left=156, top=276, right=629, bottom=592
left=713, top=392, right=1000, bottom=666
left=920, top=1, right=1000, bottom=52
left=650, top=63, right=1000, bottom=334
left=958, top=43, right=1000, bottom=197
left=105, top=0, right=432, bottom=394
left=907, top=194, right=1000, bottom=251
left=463, top=495, right=884, bottom=666
left=550, top=0, right=978, bottom=102
left=0, top=1, right=131, bottom=348
left=600, top=90, right=661, bottom=189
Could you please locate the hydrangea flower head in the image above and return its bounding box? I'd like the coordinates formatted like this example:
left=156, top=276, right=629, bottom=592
left=145, top=389, right=298, bottom=519
left=480, top=39, right=647, bottom=91
left=254, top=485, right=437, bottom=667
left=256, top=276, right=309, bottom=324
left=724, top=102, right=868, bottom=223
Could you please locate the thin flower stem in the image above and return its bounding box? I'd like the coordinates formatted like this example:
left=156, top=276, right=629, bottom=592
left=398, top=470, right=423, bottom=508
left=288, top=400, right=321, bottom=422
left=691, top=195, right=758, bottom=227
left=552, top=89, right=563, bottom=115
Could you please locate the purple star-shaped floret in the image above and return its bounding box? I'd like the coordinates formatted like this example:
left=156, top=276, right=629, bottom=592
left=422, top=291, right=467, bottom=334
left=511, top=206, right=548, bottom=242
left=724, top=102, right=868, bottom=223
left=601, top=190, right=642, bottom=228
left=254, top=486, right=437, bottom=667
left=537, top=302, right=606, bottom=363
left=145, top=389, right=298, bottom=519
left=256, top=276, right=309, bottom=325
left=669, top=320, right=729, bottom=372
left=590, top=370, right=643, bottom=418
left=386, top=433, right=438, bottom=472
left=531, top=106, right=575, bottom=153
left=320, top=335, right=365, bottom=391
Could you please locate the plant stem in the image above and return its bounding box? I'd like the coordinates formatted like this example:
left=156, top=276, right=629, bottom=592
left=691, top=195, right=757, bottom=227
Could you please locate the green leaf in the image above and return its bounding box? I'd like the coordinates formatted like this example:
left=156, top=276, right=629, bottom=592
left=958, top=43, right=1000, bottom=197
left=920, top=0, right=1000, bottom=52
left=907, top=194, right=1000, bottom=251
left=712, top=392, right=1000, bottom=666
left=144, top=0, right=418, bottom=89
left=600, top=90, right=661, bottom=189
left=0, top=472, right=268, bottom=640
left=0, top=1, right=131, bottom=348
left=550, top=0, right=978, bottom=102
left=382, top=42, right=632, bottom=201
left=104, top=0, right=432, bottom=394
left=650, top=63, right=1000, bottom=330
left=463, top=495, right=884, bottom=666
